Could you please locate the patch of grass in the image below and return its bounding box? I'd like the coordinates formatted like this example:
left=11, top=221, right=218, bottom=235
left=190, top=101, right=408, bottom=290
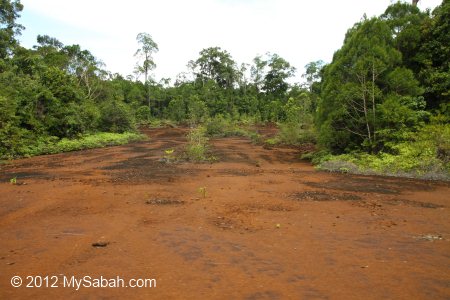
left=142, top=119, right=177, bottom=128
left=310, top=122, right=450, bottom=180
left=316, top=143, right=448, bottom=180
left=5, top=132, right=146, bottom=159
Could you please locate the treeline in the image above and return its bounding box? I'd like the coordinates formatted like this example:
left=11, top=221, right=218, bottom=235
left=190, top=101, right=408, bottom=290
left=0, top=0, right=449, bottom=178
left=0, top=0, right=315, bottom=158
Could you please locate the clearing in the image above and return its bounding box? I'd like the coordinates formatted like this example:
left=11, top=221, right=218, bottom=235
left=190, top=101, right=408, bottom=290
left=0, top=128, right=449, bottom=299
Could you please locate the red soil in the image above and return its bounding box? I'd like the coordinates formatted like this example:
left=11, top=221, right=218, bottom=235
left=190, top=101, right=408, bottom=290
left=0, top=127, right=449, bottom=299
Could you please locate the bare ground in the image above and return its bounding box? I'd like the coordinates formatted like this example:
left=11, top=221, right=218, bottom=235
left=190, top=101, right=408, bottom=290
left=0, top=127, right=449, bottom=299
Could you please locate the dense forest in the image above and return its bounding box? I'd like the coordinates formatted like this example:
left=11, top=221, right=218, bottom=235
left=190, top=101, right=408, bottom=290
left=0, top=0, right=448, bottom=178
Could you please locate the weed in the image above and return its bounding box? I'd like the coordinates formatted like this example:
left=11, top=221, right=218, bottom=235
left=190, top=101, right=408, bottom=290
left=10, top=177, right=17, bottom=185
left=198, top=187, right=207, bottom=198
left=163, top=148, right=176, bottom=163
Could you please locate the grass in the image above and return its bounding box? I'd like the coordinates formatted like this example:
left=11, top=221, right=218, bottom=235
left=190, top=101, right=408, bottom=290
left=3, top=132, right=146, bottom=159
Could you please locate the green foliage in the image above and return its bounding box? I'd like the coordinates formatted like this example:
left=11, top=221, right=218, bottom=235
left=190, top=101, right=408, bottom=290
left=99, top=100, right=135, bottom=133
left=136, top=105, right=151, bottom=124
left=416, top=0, right=450, bottom=110
left=277, top=122, right=317, bottom=145
left=317, top=15, right=427, bottom=153
left=0, top=132, right=144, bottom=159
left=1, top=0, right=448, bottom=181
left=192, top=47, right=237, bottom=89
left=187, top=96, right=209, bottom=124
left=167, top=98, right=186, bottom=122
left=316, top=122, right=450, bottom=179
left=185, top=126, right=211, bottom=162
left=204, top=114, right=260, bottom=142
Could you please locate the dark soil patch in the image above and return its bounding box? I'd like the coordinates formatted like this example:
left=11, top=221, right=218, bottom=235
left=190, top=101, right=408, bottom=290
left=218, top=169, right=260, bottom=177
left=305, top=179, right=398, bottom=194
left=101, top=156, right=190, bottom=184
left=291, top=191, right=362, bottom=202
left=146, top=199, right=185, bottom=205
left=0, top=171, right=49, bottom=181
left=383, top=198, right=444, bottom=209
left=305, top=175, right=436, bottom=195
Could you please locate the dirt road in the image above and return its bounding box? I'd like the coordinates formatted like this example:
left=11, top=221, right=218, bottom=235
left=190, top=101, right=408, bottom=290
left=1, top=128, right=449, bottom=299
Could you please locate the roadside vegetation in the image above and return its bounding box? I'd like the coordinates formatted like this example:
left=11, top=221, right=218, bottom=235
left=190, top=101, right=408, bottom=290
left=0, top=0, right=448, bottom=179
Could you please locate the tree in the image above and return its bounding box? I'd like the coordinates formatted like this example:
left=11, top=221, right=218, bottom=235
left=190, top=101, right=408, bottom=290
left=318, top=17, right=424, bottom=153
left=416, top=0, right=449, bottom=111
left=134, top=32, right=158, bottom=110
left=64, top=44, right=105, bottom=101
left=250, top=55, right=267, bottom=93
left=0, top=0, right=24, bottom=59
left=262, top=53, right=295, bottom=99
left=381, top=2, right=428, bottom=72
left=192, top=47, right=237, bottom=89
left=302, top=60, right=324, bottom=92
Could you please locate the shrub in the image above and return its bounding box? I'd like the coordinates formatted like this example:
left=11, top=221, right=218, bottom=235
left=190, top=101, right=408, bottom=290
left=136, top=105, right=151, bottom=124
left=100, top=101, right=135, bottom=133
left=185, top=126, right=211, bottom=162
left=277, top=122, right=317, bottom=145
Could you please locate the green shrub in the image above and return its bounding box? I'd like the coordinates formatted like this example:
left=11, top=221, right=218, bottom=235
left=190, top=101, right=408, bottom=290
left=205, top=115, right=229, bottom=136
left=100, top=101, right=135, bottom=133
left=277, top=122, right=317, bottom=145
left=185, top=126, right=212, bottom=162
left=136, top=105, right=151, bottom=124
left=205, top=115, right=260, bottom=142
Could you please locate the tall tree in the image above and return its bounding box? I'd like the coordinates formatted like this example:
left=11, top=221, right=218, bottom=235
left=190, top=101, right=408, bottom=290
left=0, top=0, right=24, bottom=59
left=192, top=47, right=237, bottom=89
left=250, top=55, right=267, bottom=93
left=416, top=0, right=449, bottom=112
left=302, top=60, right=324, bottom=92
left=318, top=17, right=423, bottom=152
left=134, top=32, right=158, bottom=110
left=381, top=2, right=428, bottom=72
left=262, top=53, right=295, bottom=99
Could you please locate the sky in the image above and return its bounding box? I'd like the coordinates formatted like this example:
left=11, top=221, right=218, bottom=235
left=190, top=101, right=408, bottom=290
left=18, top=0, right=442, bottom=84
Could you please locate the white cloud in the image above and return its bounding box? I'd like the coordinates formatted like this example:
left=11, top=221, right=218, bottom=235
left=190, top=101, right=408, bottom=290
left=20, top=0, right=443, bottom=83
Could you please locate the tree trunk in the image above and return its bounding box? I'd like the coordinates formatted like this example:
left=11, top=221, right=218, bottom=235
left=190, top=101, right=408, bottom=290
left=412, top=0, right=419, bottom=6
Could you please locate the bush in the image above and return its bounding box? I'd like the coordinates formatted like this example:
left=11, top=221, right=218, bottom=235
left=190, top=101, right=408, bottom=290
left=277, top=122, right=317, bottom=145
left=136, top=105, right=151, bottom=124
left=205, top=115, right=229, bottom=136
left=185, top=126, right=212, bottom=162
left=100, top=101, right=135, bottom=133
left=205, top=115, right=260, bottom=142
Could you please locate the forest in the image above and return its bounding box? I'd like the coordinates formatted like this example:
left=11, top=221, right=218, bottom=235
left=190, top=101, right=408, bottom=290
left=0, top=0, right=449, bottom=179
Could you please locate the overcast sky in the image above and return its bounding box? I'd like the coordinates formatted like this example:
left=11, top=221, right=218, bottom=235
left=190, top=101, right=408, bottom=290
left=18, top=0, right=442, bottom=83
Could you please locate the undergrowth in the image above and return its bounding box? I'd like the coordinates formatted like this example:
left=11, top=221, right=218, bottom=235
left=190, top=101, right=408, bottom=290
left=1, top=132, right=145, bottom=159
left=309, top=123, right=450, bottom=180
